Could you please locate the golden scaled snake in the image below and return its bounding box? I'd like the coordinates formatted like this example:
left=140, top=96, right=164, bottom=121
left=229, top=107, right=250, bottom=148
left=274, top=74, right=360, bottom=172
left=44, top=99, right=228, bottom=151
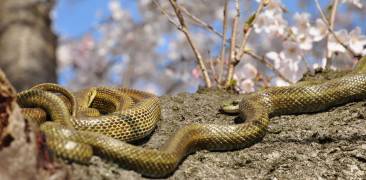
left=16, top=57, right=366, bottom=177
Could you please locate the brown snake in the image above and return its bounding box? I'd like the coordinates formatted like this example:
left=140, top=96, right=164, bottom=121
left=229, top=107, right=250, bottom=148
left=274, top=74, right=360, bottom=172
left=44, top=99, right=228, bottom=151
left=16, top=57, right=366, bottom=177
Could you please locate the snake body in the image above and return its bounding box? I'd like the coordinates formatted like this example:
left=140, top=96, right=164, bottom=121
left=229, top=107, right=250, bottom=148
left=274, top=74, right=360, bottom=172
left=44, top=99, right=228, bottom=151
left=16, top=59, right=366, bottom=177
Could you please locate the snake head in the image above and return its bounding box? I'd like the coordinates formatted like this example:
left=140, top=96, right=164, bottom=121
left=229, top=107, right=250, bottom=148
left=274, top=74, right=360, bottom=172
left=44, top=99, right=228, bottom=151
left=86, top=89, right=97, bottom=107
left=220, top=100, right=240, bottom=114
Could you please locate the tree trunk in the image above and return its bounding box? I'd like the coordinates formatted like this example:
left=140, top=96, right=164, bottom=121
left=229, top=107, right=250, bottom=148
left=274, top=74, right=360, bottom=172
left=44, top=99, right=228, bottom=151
left=0, top=68, right=42, bottom=180
left=0, top=0, right=57, bottom=91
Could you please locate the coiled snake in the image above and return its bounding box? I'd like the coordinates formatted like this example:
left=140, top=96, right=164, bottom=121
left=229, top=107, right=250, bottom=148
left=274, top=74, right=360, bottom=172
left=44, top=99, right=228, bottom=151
left=16, top=57, right=366, bottom=177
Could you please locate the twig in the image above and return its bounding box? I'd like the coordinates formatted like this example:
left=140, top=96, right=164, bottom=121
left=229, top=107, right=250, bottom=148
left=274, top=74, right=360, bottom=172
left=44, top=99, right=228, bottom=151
left=179, top=5, right=223, bottom=39
left=206, top=50, right=218, bottom=81
left=328, top=27, right=357, bottom=57
left=244, top=50, right=292, bottom=83
left=314, top=0, right=330, bottom=24
left=168, top=0, right=212, bottom=87
left=235, top=0, right=268, bottom=61
left=256, top=72, right=271, bottom=88
left=218, top=0, right=228, bottom=84
left=153, top=0, right=182, bottom=30
left=224, top=0, right=240, bottom=87
left=225, top=0, right=268, bottom=87
left=314, top=0, right=357, bottom=63
left=153, top=0, right=232, bottom=48
left=325, top=0, right=339, bottom=68
left=208, top=58, right=217, bottom=82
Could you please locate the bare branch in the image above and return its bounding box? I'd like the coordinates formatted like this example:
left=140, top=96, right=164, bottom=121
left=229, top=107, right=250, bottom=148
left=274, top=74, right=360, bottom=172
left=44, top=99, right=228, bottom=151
left=208, top=58, right=217, bottom=82
left=314, top=0, right=329, bottom=23
left=179, top=5, right=223, bottom=38
left=153, top=0, right=182, bottom=31
left=168, top=0, right=212, bottom=87
left=235, top=0, right=268, bottom=61
left=325, top=0, right=339, bottom=68
left=224, top=0, right=240, bottom=87
left=314, top=0, right=358, bottom=66
left=225, top=0, right=268, bottom=87
left=218, top=0, right=228, bottom=84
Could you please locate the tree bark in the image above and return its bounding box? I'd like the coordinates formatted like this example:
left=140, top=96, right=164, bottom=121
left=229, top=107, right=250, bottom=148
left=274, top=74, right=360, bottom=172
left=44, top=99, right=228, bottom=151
left=0, top=0, right=57, bottom=91
left=0, top=68, right=39, bottom=180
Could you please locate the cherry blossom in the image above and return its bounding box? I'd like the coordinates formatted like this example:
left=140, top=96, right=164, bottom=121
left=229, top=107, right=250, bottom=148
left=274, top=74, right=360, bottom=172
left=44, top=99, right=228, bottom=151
left=253, top=0, right=287, bottom=36
left=327, top=27, right=366, bottom=56
left=266, top=41, right=305, bottom=82
left=236, top=79, right=255, bottom=93
left=273, top=77, right=290, bottom=87
left=109, top=0, right=123, bottom=20
left=309, top=19, right=328, bottom=42
left=192, top=66, right=201, bottom=79
left=328, top=29, right=349, bottom=53
left=294, top=33, right=314, bottom=51
left=266, top=41, right=302, bottom=71
left=56, top=0, right=366, bottom=94
left=234, top=63, right=258, bottom=93
left=312, top=58, right=327, bottom=70
left=348, top=27, right=366, bottom=55
left=291, top=13, right=323, bottom=50
left=254, top=10, right=287, bottom=36
left=281, top=41, right=303, bottom=64
left=292, top=13, right=311, bottom=36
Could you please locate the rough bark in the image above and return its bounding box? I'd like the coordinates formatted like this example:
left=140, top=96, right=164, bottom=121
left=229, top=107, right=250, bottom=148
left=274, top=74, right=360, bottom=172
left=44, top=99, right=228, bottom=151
left=0, top=0, right=57, bottom=91
left=0, top=68, right=39, bottom=180
left=0, top=69, right=66, bottom=180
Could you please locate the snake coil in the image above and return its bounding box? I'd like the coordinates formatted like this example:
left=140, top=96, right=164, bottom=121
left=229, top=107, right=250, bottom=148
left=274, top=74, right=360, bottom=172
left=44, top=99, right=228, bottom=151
left=16, top=58, right=366, bottom=177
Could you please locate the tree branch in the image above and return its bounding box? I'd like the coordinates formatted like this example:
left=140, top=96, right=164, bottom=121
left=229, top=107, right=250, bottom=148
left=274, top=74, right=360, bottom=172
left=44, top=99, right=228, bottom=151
left=225, top=0, right=268, bottom=87
left=179, top=5, right=223, bottom=39
left=218, top=0, right=228, bottom=84
left=153, top=0, right=182, bottom=31
left=168, top=0, right=212, bottom=87
left=314, top=0, right=357, bottom=66
left=235, top=0, right=268, bottom=61
left=325, top=0, right=339, bottom=68
left=224, top=0, right=240, bottom=87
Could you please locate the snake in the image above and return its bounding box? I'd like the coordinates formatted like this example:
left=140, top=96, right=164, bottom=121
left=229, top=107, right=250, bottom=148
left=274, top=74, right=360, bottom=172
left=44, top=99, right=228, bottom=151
left=16, top=57, right=366, bottom=177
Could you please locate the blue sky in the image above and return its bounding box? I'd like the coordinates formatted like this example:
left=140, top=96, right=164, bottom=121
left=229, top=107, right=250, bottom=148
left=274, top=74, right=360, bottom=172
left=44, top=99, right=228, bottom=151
left=54, top=0, right=143, bottom=38
left=54, top=0, right=106, bottom=38
left=53, top=0, right=307, bottom=38
left=54, top=0, right=362, bottom=38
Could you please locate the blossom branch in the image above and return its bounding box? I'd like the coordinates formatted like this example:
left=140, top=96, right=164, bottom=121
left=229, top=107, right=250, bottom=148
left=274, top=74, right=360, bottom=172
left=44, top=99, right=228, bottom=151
left=179, top=5, right=223, bottom=39
left=314, top=0, right=357, bottom=62
left=235, top=0, right=268, bottom=61
left=244, top=50, right=292, bottom=83
left=208, top=57, right=217, bottom=82
left=225, top=0, right=240, bottom=87
left=325, top=0, right=339, bottom=68
left=218, top=0, right=228, bottom=84
left=225, top=0, right=268, bottom=87
left=168, top=0, right=212, bottom=87
left=153, top=0, right=182, bottom=31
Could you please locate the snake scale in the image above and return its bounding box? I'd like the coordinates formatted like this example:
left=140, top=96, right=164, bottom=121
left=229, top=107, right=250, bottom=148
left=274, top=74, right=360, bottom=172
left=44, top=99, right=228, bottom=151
left=16, top=57, right=366, bottom=177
